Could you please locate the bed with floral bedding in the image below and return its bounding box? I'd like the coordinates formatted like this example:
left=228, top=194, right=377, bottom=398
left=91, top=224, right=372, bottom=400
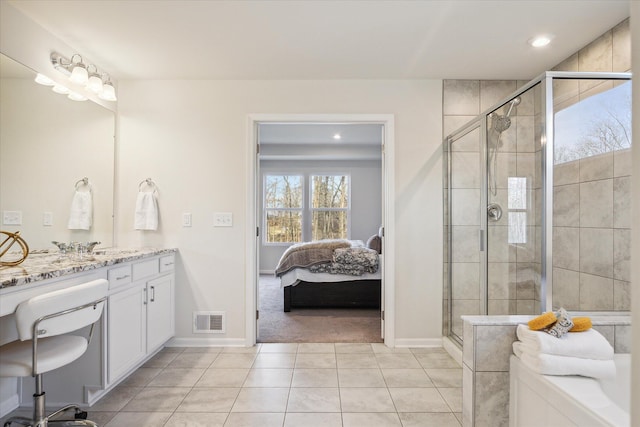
left=274, top=239, right=381, bottom=312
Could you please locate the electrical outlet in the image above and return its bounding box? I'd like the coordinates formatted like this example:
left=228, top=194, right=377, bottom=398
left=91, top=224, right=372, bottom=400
left=2, top=211, right=22, bottom=225
left=213, top=212, right=232, bottom=227
left=182, top=212, right=192, bottom=227
left=43, top=212, right=53, bottom=226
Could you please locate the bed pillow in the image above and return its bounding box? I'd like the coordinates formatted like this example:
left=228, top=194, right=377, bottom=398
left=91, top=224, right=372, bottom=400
left=366, top=234, right=382, bottom=254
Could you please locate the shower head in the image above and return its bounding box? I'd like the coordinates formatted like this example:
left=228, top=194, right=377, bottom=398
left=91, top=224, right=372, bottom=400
left=490, top=97, right=521, bottom=133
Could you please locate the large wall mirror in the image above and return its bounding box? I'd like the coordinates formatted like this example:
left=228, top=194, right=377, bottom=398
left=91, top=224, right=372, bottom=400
left=0, top=53, right=115, bottom=250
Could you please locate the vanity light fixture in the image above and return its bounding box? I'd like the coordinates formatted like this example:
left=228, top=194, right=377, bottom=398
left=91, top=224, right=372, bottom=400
left=34, top=73, right=55, bottom=86
left=47, top=51, right=117, bottom=102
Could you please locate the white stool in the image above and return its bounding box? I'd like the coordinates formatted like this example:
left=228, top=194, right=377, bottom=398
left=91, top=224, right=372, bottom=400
left=0, top=279, right=108, bottom=427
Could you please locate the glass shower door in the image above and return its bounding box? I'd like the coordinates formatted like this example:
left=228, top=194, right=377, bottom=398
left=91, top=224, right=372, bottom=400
left=446, top=119, right=484, bottom=341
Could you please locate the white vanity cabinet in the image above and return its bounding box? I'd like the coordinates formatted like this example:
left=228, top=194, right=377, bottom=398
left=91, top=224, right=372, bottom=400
left=107, top=254, right=175, bottom=384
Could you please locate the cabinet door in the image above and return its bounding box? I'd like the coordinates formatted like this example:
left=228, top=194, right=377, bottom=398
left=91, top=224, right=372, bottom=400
left=146, top=275, right=174, bottom=352
left=108, top=284, right=146, bottom=383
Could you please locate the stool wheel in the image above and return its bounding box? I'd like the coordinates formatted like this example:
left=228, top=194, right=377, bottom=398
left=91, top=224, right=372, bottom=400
left=74, top=410, right=88, bottom=420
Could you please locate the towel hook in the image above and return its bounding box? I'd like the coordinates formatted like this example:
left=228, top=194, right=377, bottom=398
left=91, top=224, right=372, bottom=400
left=75, top=177, right=92, bottom=192
left=138, top=178, right=157, bottom=193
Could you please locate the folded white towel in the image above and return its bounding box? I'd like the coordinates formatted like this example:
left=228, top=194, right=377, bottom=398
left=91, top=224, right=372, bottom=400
left=67, top=190, right=92, bottom=230
left=513, top=341, right=616, bottom=379
left=516, top=324, right=613, bottom=360
left=134, top=191, right=158, bottom=231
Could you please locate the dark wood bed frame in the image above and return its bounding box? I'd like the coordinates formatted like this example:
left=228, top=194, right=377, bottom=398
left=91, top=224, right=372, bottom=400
left=283, top=279, right=381, bottom=312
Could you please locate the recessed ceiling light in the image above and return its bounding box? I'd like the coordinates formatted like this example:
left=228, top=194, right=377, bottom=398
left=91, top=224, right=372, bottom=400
left=333, top=133, right=341, bottom=140
left=529, top=35, right=552, bottom=48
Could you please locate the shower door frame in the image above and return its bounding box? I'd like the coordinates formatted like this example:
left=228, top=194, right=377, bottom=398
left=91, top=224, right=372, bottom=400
left=444, top=71, right=632, bottom=344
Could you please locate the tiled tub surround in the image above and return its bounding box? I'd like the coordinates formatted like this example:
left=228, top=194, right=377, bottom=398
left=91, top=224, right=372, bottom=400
left=461, top=315, right=631, bottom=427
left=0, top=247, right=176, bottom=289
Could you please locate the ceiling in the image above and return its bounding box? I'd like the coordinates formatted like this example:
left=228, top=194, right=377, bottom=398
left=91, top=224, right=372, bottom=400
left=7, top=0, right=630, bottom=81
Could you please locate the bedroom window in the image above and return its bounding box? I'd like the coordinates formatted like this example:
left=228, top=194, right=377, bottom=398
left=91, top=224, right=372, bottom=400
left=264, top=175, right=303, bottom=243
left=310, top=175, right=350, bottom=240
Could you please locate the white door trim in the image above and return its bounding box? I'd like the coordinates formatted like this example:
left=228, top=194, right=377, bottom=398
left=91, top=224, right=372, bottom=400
left=245, top=113, right=395, bottom=347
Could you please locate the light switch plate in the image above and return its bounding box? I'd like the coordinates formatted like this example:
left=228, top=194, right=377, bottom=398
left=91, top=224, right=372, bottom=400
left=43, top=212, right=53, bottom=226
left=213, top=212, right=232, bottom=227
left=3, top=211, right=22, bottom=225
left=182, top=212, right=192, bottom=227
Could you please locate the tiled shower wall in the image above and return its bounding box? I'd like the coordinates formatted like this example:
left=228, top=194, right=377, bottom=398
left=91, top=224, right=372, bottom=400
left=551, top=18, right=631, bottom=312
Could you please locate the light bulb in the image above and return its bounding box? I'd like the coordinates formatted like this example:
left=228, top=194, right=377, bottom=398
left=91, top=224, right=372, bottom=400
left=86, top=73, right=103, bottom=93
left=98, top=82, right=117, bottom=101
left=35, top=73, right=55, bottom=86
left=529, top=36, right=552, bottom=48
left=52, top=84, right=70, bottom=94
left=68, top=91, right=88, bottom=101
left=69, top=63, right=88, bottom=85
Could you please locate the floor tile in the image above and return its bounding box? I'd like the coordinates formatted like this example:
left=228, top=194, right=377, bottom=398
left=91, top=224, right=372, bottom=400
left=398, top=412, right=462, bottom=426
left=287, top=387, right=341, bottom=412
left=196, top=368, right=249, bottom=387
left=146, top=367, right=205, bottom=387
left=224, top=412, right=285, bottom=427
left=335, top=343, right=374, bottom=353
left=260, top=343, right=299, bottom=353
left=375, top=353, right=421, bottom=369
left=291, top=368, right=339, bottom=387
left=175, top=387, right=239, bottom=412
left=231, top=387, right=289, bottom=412
left=415, top=353, right=461, bottom=369
left=88, top=386, right=141, bottom=412
left=381, top=368, right=434, bottom=388
left=181, top=347, right=223, bottom=354
left=439, top=387, right=463, bottom=412
left=388, top=387, right=450, bottom=412
left=295, top=353, right=336, bottom=368
left=342, top=412, right=402, bottom=427
left=371, top=343, right=410, bottom=353
left=210, top=353, right=256, bottom=368
left=425, top=368, right=463, bottom=387
left=253, top=352, right=296, bottom=368
left=121, top=387, right=190, bottom=412
left=222, top=345, right=261, bottom=354
left=340, top=387, right=395, bottom=412
left=243, top=368, right=293, bottom=387
left=298, top=343, right=335, bottom=353
left=103, top=411, right=172, bottom=427
left=168, top=351, right=219, bottom=368
left=164, top=412, right=228, bottom=426
left=338, top=368, right=386, bottom=387
left=84, top=411, right=116, bottom=425
left=336, top=353, right=378, bottom=368
left=142, top=351, right=179, bottom=368
left=117, top=367, right=162, bottom=387
left=284, top=412, right=342, bottom=427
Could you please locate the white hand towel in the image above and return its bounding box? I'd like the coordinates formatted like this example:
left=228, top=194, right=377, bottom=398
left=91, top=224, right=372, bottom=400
left=513, top=341, right=616, bottom=379
left=516, top=324, right=613, bottom=360
left=134, top=191, right=158, bottom=231
left=67, top=190, right=93, bottom=230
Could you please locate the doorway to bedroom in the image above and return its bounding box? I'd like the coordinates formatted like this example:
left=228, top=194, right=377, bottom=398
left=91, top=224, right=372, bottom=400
left=253, top=119, right=389, bottom=343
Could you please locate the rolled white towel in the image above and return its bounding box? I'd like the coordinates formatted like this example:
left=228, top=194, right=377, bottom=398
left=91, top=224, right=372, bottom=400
left=68, top=190, right=92, bottom=230
left=513, top=341, right=616, bottom=379
left=134, top=191, right=158, bottom=231
left=516, top=323, right=613, bottom=360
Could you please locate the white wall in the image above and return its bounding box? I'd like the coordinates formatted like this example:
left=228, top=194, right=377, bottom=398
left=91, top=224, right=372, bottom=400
left=259, top=159, right=383, bottom=272
left=116, top=79, right=443, bottom=344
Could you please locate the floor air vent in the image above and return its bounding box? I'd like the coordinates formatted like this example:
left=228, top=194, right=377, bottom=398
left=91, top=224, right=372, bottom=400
left=193, top=311, right=225, bottom=334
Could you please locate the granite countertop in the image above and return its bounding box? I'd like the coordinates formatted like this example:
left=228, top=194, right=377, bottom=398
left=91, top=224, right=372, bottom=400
left=0, top=248, right=177, bottom=290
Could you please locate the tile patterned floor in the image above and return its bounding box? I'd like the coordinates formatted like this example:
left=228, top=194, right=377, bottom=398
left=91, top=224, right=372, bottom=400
left=2, top=343, right=462, bottom=427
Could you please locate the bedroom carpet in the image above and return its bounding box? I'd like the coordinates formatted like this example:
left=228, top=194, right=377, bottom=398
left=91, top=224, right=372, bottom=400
left=259, top=275, right=383, bottom=343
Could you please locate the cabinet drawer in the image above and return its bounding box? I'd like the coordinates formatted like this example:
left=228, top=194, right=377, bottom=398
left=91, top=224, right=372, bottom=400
left=159, top=255, right=175, bottom=272
left=108, top=265, right=132, bottom=289
left=132, top=258, right=159, bottom=281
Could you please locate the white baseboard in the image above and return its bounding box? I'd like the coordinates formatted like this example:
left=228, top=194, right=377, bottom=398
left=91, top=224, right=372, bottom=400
left=394, top=338, right=443, bottom=348
left=259, top=270, right=274, bottom=275
left=0, top=394, right=20, bottom=418
left=167, top=337, right=249, bottom=347
left=442, top=336, right=463, bottom=367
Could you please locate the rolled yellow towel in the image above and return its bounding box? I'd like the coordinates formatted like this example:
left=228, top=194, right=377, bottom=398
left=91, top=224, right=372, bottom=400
left=527, top=312, right=557, bottom=331
left=570, top=317, right=592, bottom=332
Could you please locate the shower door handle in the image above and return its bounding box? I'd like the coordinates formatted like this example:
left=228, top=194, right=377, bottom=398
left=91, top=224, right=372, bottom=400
left=479, top=229, right=485, bottom=252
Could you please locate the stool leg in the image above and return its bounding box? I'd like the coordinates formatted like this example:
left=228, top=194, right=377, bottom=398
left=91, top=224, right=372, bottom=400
left=3, top=416, right=32, bottom=427
left=32, top=375, right=46, bottom=427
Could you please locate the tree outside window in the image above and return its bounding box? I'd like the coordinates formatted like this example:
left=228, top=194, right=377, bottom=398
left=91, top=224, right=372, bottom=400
left=264, top=175, right=302, bottom=243
left=311, top=175, right=349, bottom=240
